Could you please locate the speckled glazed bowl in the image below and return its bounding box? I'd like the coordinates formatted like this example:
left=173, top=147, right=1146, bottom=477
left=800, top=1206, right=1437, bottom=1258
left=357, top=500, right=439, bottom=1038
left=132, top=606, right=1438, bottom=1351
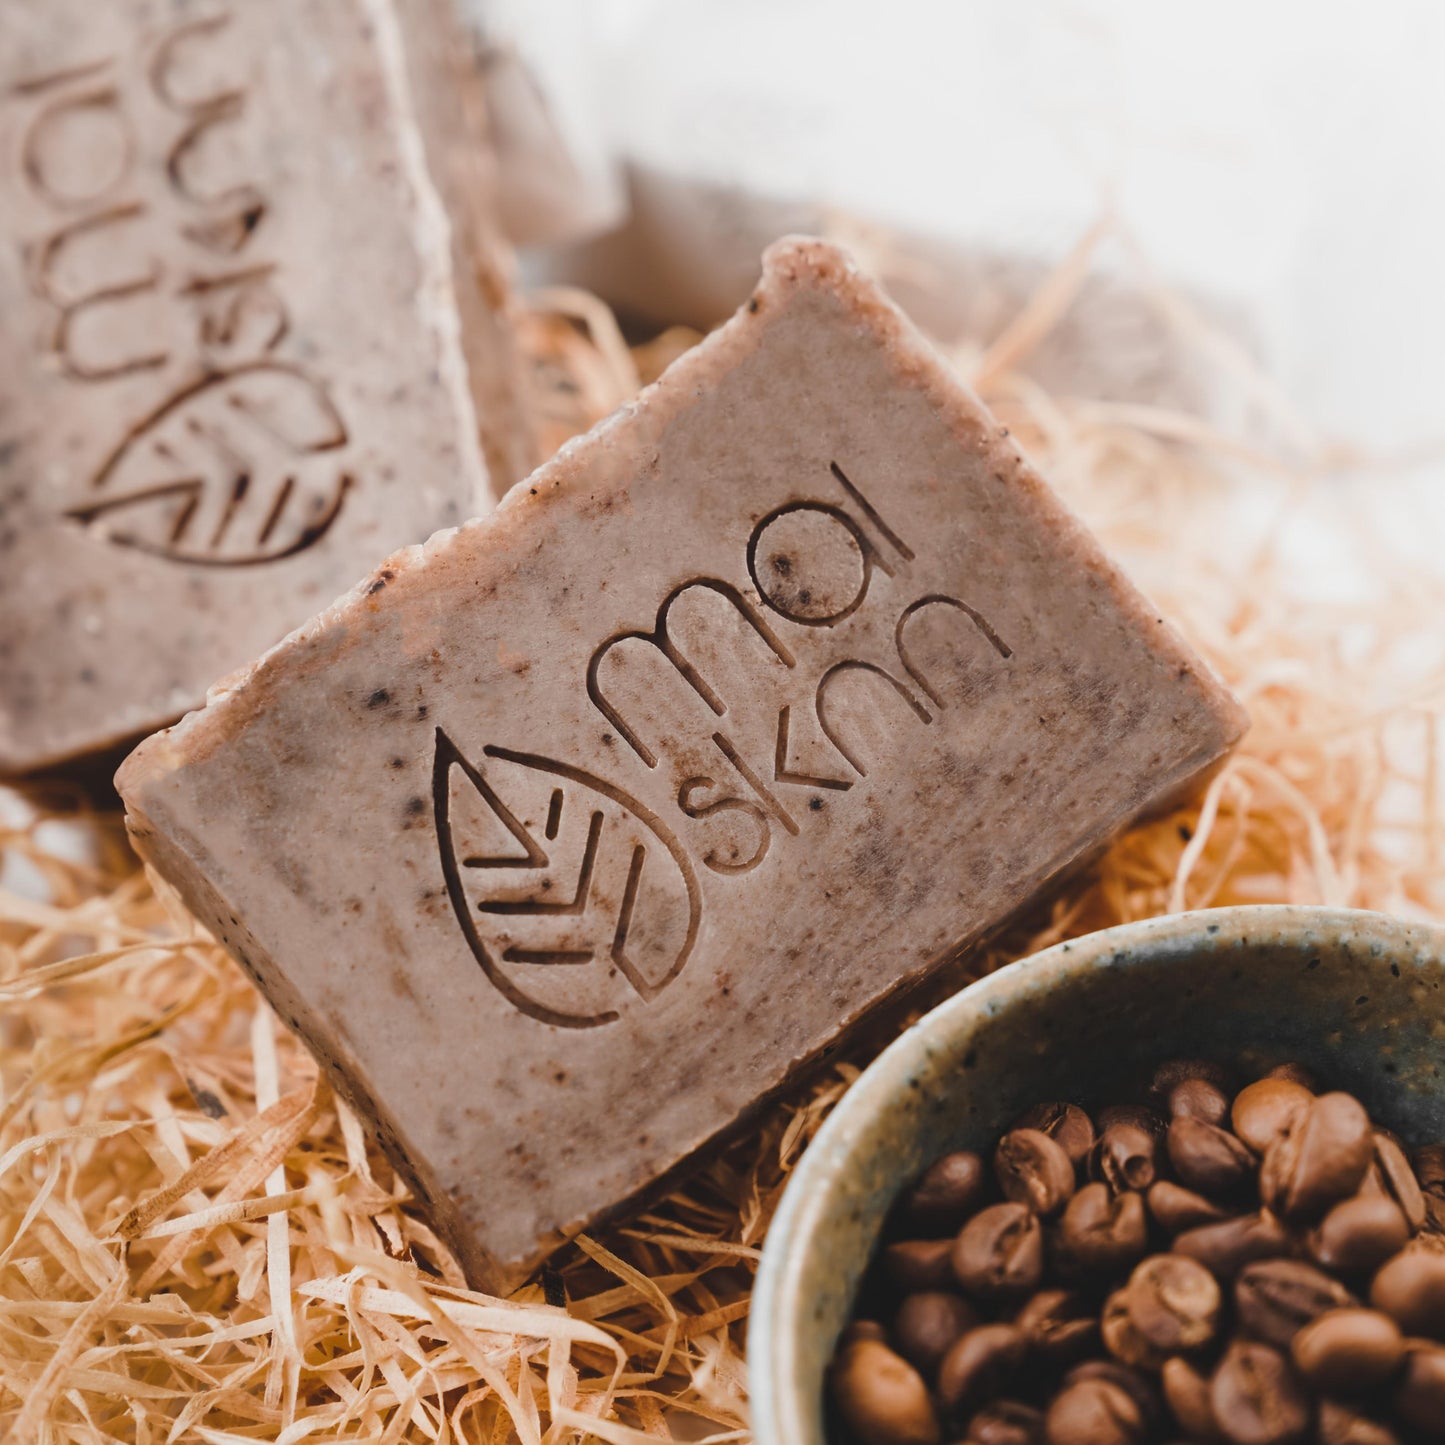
left=749, top=905, right=1445, bottom=1445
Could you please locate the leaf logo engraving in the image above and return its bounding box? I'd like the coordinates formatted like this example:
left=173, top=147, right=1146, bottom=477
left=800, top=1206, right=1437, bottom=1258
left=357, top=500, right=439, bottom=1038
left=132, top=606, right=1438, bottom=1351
left=67, top=361, right=352, bottom=565
left=433, top=730, right=702, bottom=1029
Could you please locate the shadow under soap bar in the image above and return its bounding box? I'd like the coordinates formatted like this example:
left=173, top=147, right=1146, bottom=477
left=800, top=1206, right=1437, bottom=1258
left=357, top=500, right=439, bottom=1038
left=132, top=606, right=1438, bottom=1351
left=118, top=238, right=1247, bottom=1290
left=0, top=0, right=531, bottom=774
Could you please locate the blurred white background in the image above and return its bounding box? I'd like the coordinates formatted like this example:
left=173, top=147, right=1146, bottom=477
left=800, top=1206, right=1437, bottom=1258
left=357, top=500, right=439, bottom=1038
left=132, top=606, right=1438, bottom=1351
left=478, top=0, right=1445, bottom=467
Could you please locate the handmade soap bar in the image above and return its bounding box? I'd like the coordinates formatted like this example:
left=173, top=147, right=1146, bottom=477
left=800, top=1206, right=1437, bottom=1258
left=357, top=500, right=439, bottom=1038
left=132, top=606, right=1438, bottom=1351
left=118, top=239, right=1247, bottom=1289
left=0, top=0, right=532, bottom=774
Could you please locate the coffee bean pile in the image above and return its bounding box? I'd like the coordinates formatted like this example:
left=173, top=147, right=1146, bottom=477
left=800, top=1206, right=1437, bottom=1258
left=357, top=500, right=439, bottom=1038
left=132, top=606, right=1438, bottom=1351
left=828, top=1062, right=1445, bottom=1445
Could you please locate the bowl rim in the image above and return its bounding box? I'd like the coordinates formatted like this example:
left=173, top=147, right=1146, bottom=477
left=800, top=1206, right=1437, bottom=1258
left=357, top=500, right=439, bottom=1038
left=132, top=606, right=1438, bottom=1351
left=747, top=903, right=1445, bottom=1445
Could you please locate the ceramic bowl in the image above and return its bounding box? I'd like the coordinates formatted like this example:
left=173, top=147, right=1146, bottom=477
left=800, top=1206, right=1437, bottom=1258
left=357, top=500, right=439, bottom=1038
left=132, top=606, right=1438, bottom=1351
left=749, top=904, right=1445, bottom=1445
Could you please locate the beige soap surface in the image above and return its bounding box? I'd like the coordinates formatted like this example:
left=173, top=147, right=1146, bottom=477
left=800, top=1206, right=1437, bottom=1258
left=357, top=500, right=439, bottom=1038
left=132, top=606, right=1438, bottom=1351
left=120, top=239, right=1246, bottom=1288
left=0, top=0, right=527, bottom=774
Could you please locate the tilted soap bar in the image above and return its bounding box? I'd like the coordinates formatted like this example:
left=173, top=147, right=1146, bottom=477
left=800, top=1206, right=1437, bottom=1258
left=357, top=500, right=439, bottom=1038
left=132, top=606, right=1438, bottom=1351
left=118, top=239, right=1247, bottom=1289
left=0, top=0, right=532, bottom=774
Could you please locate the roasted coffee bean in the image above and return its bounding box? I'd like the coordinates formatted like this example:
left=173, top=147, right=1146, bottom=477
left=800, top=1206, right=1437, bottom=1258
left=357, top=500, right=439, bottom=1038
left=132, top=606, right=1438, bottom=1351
left=1369, top=1250, right=1445, bottom=1338
left=1290, top=1308, right=1404, bottom=1393
left=1235, top=1259, right=1357, bottom=1349
left=1043, top=1379, right=1145, bottom=1445
left=1092, top=1125, right=1159, bottom=1193
left=892, top=1291, right=978, bottom=1376
left=900, top=1151, right=988, bottom=1235
left=1149, top=1179, right=1231, bottom=1234
left=1358, top=1161, right=1392, bottom=1203
left=1209, top=1341, right=1311, bottom=1445
left=1393, top=1344, right=1445, bottom=1434
left=1062, top=1362, right=1163, bottom=1432
left=1168, top=1116, right=1258, bottom=1197
left=1371, top=1133, right=1426, bottom=1233
left=1410, top=1156, right=1445, bottom=1236
left=1316, top=1401, right=1401, bottom=1445
left=1309, top=1196, right=1410, bottom=1276
left=1102, top=1289, right=1159, bottom=1369
left=937, top=1324, right=1028, bottom=1418
left=953, top=1204, right=1045, bottom=1299
left=1261, top=1093, right=1374, bottom=1223
left=1014, top=1289, right=1098, bottom=1366
left=1174, top=1212, right=1291, bottom=1280
left=1151, top=1058, right=1231, bottom=1100
left=1123, top=1252, right=1222, bottom=1355
left=965, top=1400, right=1046, bottom=1445
left=1098, top=1105, right=1168, bottom=1139
left=1171, top=1077, right=1232, bottom=1126
left=1422, top=1195, right=1445, bottom=1235
left=996, top=1130, right=1077, bottom=1219
left=1266, top=1062, right=1318, bottom=1092
left=1015, top=1103, right=1096, bottom=1171
left=1161, top=1357, right=1218, bottom=1441
left=830, top=1337, right=942, bottom=1445
left=883, top=1238, right=956, bottom=1291
left=1232, top=1079, right=1313, bottom=1156
left=1410, top=1213, right=1445, bottom=1248
left=1415, top=1144, right=1445, bottom=1195
left=834, top=1079, right=1445, bottom=1445
left=1057, top=1183, right=1149, bottom=1276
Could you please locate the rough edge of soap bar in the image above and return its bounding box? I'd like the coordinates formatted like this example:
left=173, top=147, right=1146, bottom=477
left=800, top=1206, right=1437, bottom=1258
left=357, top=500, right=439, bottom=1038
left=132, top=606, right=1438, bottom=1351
left=118, top=237, right=1249, bottom=1290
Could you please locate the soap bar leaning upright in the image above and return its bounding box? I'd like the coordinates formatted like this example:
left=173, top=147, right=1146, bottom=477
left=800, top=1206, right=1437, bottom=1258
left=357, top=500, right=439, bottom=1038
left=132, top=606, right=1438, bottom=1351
left=0, top=0, right=533, bottom=774
left=119, top=238, right=1247, bottom=1290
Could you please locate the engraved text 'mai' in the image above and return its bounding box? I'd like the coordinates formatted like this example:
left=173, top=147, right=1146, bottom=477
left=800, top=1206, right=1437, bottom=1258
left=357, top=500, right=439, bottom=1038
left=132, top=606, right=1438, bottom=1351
left=435, top=462, right=1012, bottom=1027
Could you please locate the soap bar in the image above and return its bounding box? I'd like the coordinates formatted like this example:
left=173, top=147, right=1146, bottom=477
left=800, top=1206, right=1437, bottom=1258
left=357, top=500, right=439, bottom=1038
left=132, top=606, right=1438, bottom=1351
left=0, top=0, right=532, bottom=774
left=118, top=239, right=1247, bottom=1289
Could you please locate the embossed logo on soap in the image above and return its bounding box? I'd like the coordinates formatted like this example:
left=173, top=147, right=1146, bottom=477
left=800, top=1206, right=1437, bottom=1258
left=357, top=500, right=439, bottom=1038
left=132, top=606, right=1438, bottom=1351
left=7, top=14, right=353, bottom=563
left=433, top=735, right=702, bottom=1029
left=436, top=462, right=1013, bottom=1027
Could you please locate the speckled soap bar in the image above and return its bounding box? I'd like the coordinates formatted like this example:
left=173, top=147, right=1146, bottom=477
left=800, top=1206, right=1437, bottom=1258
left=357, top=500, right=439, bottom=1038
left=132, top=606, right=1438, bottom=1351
left=0, top=0, right=532, bottom=774
left=118, top=238, right=1247, bottom=1290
